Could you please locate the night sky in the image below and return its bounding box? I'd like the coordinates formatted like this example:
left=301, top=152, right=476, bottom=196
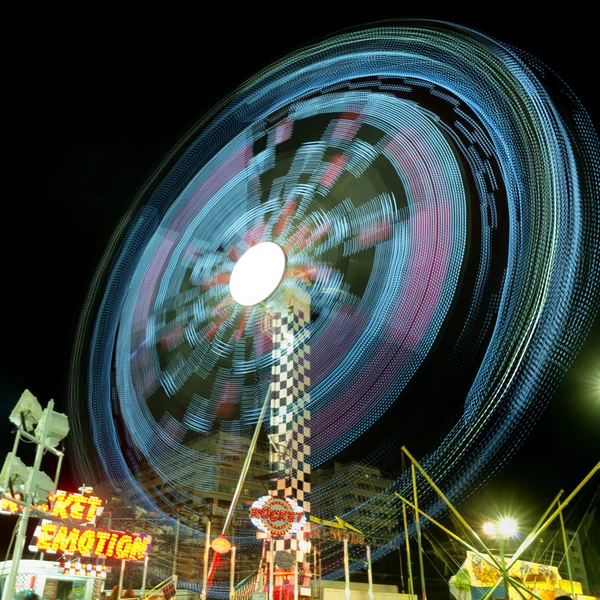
left=1, top=11, right=598, bottom=557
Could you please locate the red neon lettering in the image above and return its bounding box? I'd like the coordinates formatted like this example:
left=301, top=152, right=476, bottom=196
left=287, top=512, right=295, bottom=522
left=297, top=512, right=302, bottom=522
left=251, top=507, right=260, bottom=518
left=270, top=510, right=280, bottom=522
left=260, top=507, right=270, bottom=519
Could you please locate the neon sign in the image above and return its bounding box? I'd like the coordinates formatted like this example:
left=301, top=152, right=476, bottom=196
left=250, top=496, right=305, bottom=536
left=1, top=489, right=151, bottom=561
left=33, top=522, right=151, bottom=561
left=1, top=492, right=50, bottom=515
left=1, top=491, right=103, bottom=524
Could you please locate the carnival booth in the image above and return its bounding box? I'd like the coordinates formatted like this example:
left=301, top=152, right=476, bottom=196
left=0, top=559, right=105, bottom=600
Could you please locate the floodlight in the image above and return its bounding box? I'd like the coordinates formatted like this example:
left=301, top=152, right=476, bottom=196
left=482, top=522, right=497, bottom=537
left=34, top=407, right=70, bottom=448
left=0, top=452, right=29, bottom=493
left=24, top=467, right=54, bottom=504
left=498, top=517, right=517, bottom=538
left=230, top=242, right=286, bottom=306
left=9, top=389, right=43, bottom=431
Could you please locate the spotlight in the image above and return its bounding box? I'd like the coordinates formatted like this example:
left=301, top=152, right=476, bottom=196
left=24, top=468, right=54, bottom=504
left=9, top=390, right=43, bottom=431
left=0, top=452, right=29, bottom=493
left=35, top=407, right=69, bottom=449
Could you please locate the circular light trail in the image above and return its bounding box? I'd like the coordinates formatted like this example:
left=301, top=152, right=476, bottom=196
left=68, top=20, right=600, bottom=594
left=229, top=242, right=285, bottom=306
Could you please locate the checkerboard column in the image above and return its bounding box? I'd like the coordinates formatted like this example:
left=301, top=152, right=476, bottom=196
left=268, top=291, right=311, bottom=565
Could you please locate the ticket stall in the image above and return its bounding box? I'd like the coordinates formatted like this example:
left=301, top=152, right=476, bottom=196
left=0, top=558, right=105, bottom=600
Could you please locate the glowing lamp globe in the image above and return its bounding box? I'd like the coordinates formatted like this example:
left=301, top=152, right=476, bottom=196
left=498, top=517, right=517, bottom=538
left=229, top=242, right=286, bottom=306
left=482, top=522, right=497, bottom=537
left=210, top=536, right=232, bottom=554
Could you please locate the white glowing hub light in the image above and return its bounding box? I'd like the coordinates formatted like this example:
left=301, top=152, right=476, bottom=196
left=230, top=242, right=286, bottom=306
left=483, top=518, right=518, bottom=538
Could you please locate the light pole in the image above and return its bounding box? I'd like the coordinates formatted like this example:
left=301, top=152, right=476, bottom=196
left=483, top=518, right=517, bottom=600
left=1, top=391, right=69, bottom=600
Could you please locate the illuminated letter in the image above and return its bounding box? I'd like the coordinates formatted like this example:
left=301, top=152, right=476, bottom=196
left=69, top=496, right=87, bottom=520
left=84, top=497, right=103, bottom=522
left=64, top=527, right=81, bottom=553
left=115, top=535, right=133, bottom=560
left=36, top=522, right=57, bottom=552
left=260, top=507, right=270, bottom=519
left=51, top=493, right=74, bottom=520
left=77, top=529, right=96, bottom=555
left=130, top=536, right=151, bottom=561
left=251, top=507, right=260, bottom=518
left=105, top=533, right=120, bottom=558
left=94, top=531, right=111, bottom=556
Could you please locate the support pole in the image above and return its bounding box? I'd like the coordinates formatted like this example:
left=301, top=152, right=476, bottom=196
left=173, top=516, right=180, bottom=578
left=118, top=559, right=126, bottom=598
left=366, top=545, right=374, bottom=600
left=402, top=500, right=415, bottom=597
left=2, top=400, right=53, bottom=600
left=398, top=545, right=405, bottom=594
left=396, top=493, right=501, bottom=571
left=294, top=556, right=299, bottom=600
left=401, top=447, right=498, bottom=567
left=202, top=520, right=211, bottom=600
left=559, top=510, right=575, bottom=597
left=269, top=537, right=274, bottom=600
left=411, top=464, right=427, bottom=600
left=313, top=547, right=318, bottom=600
left=222, top=384, right=272, bottom=535
left=343, top=538, right=350, bottom=600
left=507, top=461, right=599, bottom=570
left=141, top=554, right=149, bottom=598
left=319, top=549, right=323, bottom=600
left=230, top=545, right=236, bottom=600
left=498, top=536, right=510, bottom=600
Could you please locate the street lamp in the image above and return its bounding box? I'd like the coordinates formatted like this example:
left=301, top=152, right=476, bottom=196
left=482, top=518, right=518, bottom=600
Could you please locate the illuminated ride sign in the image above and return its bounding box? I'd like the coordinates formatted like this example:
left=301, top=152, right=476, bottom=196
left=33, top=522, right=151, bottom=561
left=250, top=495, right=305, bottom=536
left=1, top=491, right=103, bottom=522
left=0, top=490, right=151, bottom=562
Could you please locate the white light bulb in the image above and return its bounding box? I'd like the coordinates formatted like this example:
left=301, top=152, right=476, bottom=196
left=230, top=242, right=285, bottom=306
left=498, top=518, right=517, bottom=538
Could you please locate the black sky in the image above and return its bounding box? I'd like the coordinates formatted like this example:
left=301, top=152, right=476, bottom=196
left=1, top=10, right=599, bottom=546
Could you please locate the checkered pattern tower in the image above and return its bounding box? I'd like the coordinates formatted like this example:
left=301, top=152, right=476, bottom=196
left=268, top=289, right=311, bottom=564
